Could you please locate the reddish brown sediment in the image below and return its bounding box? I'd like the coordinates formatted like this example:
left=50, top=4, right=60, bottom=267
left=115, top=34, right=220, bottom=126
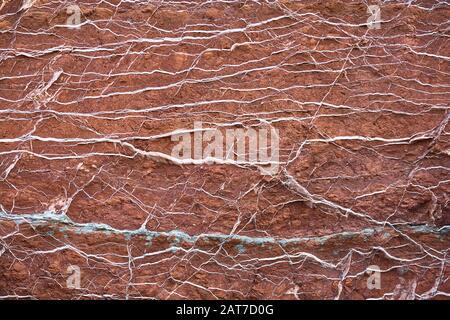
left=0, top=0, right=449, bottom=299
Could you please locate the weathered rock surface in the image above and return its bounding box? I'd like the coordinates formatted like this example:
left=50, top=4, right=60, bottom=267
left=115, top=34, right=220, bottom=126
left=0, top=0, right=448, bottom=299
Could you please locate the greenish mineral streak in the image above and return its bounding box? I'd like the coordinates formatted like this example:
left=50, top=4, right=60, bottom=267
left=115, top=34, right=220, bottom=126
left=0, top=211, right=447, bottom=247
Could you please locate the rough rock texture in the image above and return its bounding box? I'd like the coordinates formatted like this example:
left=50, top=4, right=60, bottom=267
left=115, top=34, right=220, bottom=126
left=0, top=0, right=449, bottom=299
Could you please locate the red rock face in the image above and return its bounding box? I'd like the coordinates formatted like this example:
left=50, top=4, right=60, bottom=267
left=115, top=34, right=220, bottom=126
left=0, top=0, right=448, bottom=300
